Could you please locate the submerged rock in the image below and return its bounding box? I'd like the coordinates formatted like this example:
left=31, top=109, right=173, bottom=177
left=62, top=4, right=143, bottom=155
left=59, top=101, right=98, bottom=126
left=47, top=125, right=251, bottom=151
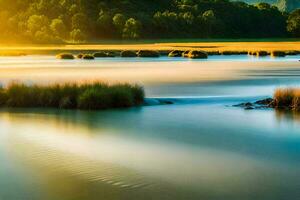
left=82, top=54, right=95, bottom=60
left=120, top=50, right=137, bottom=57
left=106, top=52, right=116, bottom=57
left=245, top=106, right=254, bottom=110
left=255, top=98, right=274, bottom=106
left=182, top=50, right=190, bottom=57
left=144, top=98, right=174, bottom=106
left=234, top=98, right=274, bottom=110
left=93, top=52, right=108, bottom=57
left=271, top=51, right=286, bottom=57
left=187, top=50, right=208, bottom=59
left=285, top=50, right=300, bottom=55
left=233, top=102, right=253, bottom=107
left=56, top=53, right=75, bottom=59
left=253, top=51, right=269, bottom=56
left=137, top=50, right=160, bottom=57
left=77, top=53, right=84, bottom=59
left=168, top=50, right=184, bottom=57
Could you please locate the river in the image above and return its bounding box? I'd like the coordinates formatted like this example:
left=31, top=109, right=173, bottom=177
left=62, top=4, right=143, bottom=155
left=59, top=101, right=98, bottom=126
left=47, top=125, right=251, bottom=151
left=0, top=55, right=300, bottom=200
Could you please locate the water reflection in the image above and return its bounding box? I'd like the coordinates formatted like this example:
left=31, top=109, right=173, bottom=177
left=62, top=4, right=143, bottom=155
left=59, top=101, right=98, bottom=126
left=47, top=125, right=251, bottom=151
left=1, top=103, right=300, bottom=200
left=275, top=109, right=300, bottom=122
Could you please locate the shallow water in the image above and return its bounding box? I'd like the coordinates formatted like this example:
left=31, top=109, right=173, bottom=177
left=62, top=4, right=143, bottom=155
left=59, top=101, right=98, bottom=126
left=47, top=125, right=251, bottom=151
left=1, top=55, right=300, bottom=200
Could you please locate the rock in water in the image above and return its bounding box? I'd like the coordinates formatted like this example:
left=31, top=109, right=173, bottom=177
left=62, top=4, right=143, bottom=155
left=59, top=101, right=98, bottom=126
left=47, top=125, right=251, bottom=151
left=137, top=50, right=160, bottom=57
left=121, top=50, right=137, bottom=57
left=168, top=50, right=184, bottom=57
left=56, top=53, right=75, bottom=59
left=187, top=50, right=208, bottom=59
left=82, top=54, right=95, bottom=60
left=255, top=98, right=274, bottom=106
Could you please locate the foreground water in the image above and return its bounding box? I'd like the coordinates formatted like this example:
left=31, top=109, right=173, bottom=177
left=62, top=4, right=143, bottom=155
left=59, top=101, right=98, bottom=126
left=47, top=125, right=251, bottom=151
left=0, top=55, right=300, bottom=200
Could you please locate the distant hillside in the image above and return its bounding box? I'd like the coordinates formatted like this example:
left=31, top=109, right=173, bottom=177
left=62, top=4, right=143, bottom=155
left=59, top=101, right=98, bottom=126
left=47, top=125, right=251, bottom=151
left=235, top=0, right=300, bottom=11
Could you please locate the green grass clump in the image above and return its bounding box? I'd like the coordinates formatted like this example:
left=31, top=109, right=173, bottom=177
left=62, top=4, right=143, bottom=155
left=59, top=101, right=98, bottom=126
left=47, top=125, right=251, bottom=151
left=0, top=82, right=144, bottom=110
left=56, top=53, right=75, bottom=59
left=274, top=88, right=300, bottom=111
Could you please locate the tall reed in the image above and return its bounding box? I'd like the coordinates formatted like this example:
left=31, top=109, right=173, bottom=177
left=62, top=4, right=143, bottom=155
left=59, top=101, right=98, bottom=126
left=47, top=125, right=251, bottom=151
left=0, top=82, right=144, bottom=110
left=273, top=88, right=300, bottom=111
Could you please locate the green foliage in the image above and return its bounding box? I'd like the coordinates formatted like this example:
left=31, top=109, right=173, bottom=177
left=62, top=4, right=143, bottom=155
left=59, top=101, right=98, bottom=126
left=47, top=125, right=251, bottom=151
left=287, top=9, right=300, bottom=36
left=276, top=0, right=300, bottom=12
left=50, top=18, right=67, bottom=38
left=0, top=0, right=293, bottom=43
left=70, top=29, right=85, bottom=42
left=113, top=13, right=126, bottom=34
left=0, top=82, right=145, bottom=110
left=122, top=18, right=142, bottom=39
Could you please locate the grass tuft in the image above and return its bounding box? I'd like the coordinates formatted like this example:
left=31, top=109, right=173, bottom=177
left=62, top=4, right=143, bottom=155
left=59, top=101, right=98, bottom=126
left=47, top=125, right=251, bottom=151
left=274, top=88, right=300, bottom=111
left=0, top=82, right=144, bottom=110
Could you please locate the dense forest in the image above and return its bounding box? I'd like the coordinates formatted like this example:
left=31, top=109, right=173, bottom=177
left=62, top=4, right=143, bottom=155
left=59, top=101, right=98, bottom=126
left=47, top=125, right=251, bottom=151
left=0, top=0, right=299, bottom=43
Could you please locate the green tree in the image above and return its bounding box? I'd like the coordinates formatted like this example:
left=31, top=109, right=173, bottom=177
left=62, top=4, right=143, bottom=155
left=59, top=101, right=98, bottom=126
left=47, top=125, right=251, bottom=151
left=72, top=13, right=88, bottom=31
left=27, top=15, right=49, bottom=35
left=287, top=9, right=300, bottom=36
left=70, top=29, right=86, bottom=42
left=122, top=18, right=141, bottom=39
left=50, top=18, right=67, bottom=38
left=97, top=10, right=112, bottom=28
left=201, top=10, right=217, bottom=36
left=113, top=13, right=126, bottom=32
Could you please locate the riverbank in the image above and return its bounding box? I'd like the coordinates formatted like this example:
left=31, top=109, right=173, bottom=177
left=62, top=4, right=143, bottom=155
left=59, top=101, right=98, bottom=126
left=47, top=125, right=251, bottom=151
left=1, top=41, right=300, bottom=56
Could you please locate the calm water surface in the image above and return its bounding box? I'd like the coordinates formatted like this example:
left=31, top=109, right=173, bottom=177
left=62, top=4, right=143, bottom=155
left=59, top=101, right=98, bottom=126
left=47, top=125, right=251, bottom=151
left=0, top=55, right=300, bottom=200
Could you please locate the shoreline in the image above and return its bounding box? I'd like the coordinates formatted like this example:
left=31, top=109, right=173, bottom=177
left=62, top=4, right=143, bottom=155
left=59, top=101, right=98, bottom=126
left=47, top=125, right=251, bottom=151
left=0, top=41, right=300, bottom=56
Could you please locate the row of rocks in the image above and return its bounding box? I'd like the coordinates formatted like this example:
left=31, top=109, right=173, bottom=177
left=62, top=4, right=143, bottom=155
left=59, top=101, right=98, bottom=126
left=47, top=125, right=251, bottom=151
left=57, top=50, right=161, bottom=60
left=168, top=50, right=208, bottom=59
left=168, top=49, right=300, bottom=58
left=234, top=98, right=274, bottom=110
left=57, top=49, right=300, bottom=60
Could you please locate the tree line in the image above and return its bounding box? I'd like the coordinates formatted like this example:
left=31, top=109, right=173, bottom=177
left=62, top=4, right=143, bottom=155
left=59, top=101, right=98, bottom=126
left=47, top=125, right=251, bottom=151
left=0, top=0, right=299, bottom=43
